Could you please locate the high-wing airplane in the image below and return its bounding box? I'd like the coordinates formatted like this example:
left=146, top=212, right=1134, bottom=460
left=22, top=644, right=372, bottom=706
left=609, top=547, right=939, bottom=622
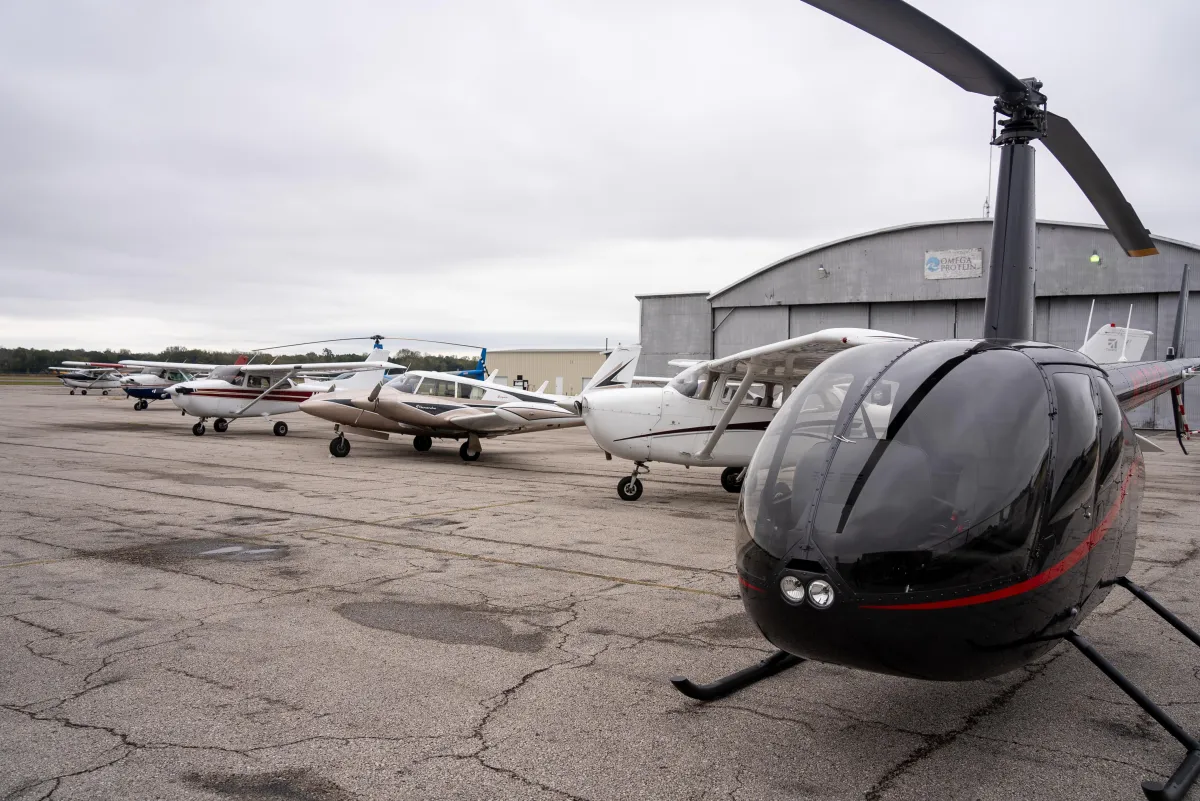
left=664, top=2, right=1200, bottom=798
left=51, top=363, right=127, bottom=395
left=120, top=344, right=402, bottom=436
left=300, top=346, right=641, bottom=461
left=583, top=321, right=1159, bottom=501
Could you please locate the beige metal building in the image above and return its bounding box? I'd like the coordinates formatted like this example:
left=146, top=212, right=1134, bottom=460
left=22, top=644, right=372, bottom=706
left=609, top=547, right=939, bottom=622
left=486, top=349, right=609, bottom=396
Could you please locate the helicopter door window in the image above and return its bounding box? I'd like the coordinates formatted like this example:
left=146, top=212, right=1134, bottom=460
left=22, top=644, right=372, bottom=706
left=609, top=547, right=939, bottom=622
left=1046, top=371, right=1100, bottom=524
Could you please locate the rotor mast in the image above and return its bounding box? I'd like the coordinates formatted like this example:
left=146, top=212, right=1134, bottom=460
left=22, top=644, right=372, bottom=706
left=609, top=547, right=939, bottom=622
left=983, top=80, right=1046, bottom=340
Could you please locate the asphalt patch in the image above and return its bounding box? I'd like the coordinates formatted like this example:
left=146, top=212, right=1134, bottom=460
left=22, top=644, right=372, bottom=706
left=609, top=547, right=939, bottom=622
left=691, top=612, right=761, bottom=641
left=125, top=469, right=290, bottom=491
left=335, top=599, right=547, bottom=653
left=183, top=769, right=355, bottom=801
left=86, top=536, right=290, bottom=567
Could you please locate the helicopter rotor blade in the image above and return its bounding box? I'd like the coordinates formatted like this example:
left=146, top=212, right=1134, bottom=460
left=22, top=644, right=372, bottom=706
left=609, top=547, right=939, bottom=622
left=1042, top=111, right=1157, bottom=257
left=799, top=0, right=1025, bottom=96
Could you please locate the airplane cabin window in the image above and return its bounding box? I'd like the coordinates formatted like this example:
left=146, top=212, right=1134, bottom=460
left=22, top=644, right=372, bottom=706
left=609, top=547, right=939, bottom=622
left=457, top=383, right=487, bottom=400
left=418, top=379, right=456, bottom=397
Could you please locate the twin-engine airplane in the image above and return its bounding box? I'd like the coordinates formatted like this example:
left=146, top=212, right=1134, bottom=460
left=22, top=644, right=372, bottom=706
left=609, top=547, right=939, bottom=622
left=662, top=2, right=1200, bottom=799
left=120, top=344, right=402, bottom=437
left=300, top=346, right=640, bottom=461
left=585, top=322, right=1150, bottom=501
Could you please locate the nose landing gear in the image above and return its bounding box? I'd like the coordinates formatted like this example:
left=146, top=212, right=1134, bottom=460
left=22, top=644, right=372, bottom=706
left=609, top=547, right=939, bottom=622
left=617, top=463, right=650, bottom=501
left=192, top=421, right=206, bottom=436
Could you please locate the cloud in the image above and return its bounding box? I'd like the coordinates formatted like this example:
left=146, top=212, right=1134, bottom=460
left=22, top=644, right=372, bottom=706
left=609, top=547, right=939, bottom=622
left=1, top=0, right=1196, bottom=351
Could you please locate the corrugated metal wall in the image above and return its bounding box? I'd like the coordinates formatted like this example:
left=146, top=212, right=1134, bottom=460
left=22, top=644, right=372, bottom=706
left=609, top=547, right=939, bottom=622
left=638, top=294, right=712, bottom=377
left=713, top=307, right=789, bottom=360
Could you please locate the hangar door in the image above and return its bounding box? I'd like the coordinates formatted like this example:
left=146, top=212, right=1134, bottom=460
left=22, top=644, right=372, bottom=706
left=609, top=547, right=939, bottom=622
left=868, top=302, right=956, bottom=340
left=713, top=307, right=789, bottom=358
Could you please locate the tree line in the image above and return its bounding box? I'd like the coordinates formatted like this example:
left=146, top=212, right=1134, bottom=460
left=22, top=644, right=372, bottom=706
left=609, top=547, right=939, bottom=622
left=0, top=346, right=477, bottom=374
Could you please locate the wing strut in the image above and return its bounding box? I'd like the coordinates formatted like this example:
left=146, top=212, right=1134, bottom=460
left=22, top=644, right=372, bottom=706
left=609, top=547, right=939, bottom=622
left=235, top=371, right=297, bottom=416
left=685, top=368, right=757, bottom=461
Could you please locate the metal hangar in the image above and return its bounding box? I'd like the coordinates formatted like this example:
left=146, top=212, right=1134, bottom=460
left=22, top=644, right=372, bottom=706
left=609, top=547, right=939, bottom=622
left=638, top=218, right=1200, bottom=428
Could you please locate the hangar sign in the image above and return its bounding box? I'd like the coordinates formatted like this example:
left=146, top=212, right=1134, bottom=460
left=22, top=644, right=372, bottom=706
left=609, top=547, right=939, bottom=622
left=924, top=248, right=983, bottom=280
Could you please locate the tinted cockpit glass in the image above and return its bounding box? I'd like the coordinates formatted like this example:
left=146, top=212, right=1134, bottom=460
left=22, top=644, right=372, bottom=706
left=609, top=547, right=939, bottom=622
left=744, top=342, right=1053, bottom=595
left=742, top=341, right=920, bottom=559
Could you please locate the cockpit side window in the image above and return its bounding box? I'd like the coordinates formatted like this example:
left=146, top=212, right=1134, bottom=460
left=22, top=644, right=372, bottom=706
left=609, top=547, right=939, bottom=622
left=668, top=364, right=708, bottom=399
left=387, top=374, right=421, bottom=394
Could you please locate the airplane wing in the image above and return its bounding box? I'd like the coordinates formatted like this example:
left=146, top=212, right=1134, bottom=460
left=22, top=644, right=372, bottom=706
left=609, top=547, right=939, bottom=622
left=120, top=360, right=223, bottom=372
left=681, top=328, right=918, bottom=461
left=667, top=359, right=704, bottom=369
left=437, top=402, right=581, bottom=434
left=703, top=328, right=917, bottom=378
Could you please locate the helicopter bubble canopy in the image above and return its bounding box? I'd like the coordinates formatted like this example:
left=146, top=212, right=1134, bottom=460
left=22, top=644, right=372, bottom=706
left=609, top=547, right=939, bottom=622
left=740, top=339, right=1053, bottom=598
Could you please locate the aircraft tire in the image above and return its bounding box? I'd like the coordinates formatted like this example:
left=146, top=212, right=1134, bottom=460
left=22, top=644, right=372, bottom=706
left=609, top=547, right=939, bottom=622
left=330, top=436, right=351, bottom=457
left=138, top=400, right=149, bottom=410
left=192, top=422, right=206, bottom=436
left=70, top=390, right=75, bottom=395
left=459, top=442, right=481, bottom=462
left=617, top=476, right=643, bottom=501
left=273, top=421, right=288, bottom=437
left=214, top=418, right=229, bottom=433
left=133, top=400, right=142, bottom=411
left=721, top=466, right=744, bottom=494
left=413, top=435, right=433, bottom=452
left=81, top=390, right=87, bottom=395
left=102, top=390, right=109, bottom=395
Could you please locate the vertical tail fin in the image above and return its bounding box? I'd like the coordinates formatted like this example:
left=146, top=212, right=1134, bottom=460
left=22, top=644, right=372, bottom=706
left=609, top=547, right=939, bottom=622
left=581, top=345, right=642, bottom=393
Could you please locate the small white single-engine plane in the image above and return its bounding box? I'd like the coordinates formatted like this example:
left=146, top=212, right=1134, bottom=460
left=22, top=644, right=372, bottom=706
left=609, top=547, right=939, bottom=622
left=51, top=363, right=128, bottom=395
left=119, top=345, right=402, bottom=437
left=300, top=346, right=641, bottom=461
left=119, top=366, right=201, bottom=410
left=582, top=320, right=1152, bottom=501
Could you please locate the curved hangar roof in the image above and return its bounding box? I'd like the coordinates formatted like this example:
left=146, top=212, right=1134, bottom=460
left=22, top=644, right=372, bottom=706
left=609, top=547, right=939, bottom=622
left=708, top=219, right=1200, bottom=309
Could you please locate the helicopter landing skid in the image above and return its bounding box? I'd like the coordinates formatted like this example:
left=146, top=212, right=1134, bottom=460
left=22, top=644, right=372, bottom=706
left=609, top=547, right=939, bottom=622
left=1066, top=577, right=1200, bottom=801
left=670, top=650, right=803, bottom=702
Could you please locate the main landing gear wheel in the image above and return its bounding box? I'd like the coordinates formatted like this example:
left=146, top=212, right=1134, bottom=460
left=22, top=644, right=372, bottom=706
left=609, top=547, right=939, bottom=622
left=80, top=390, right=87, bottom=395
left=133, top=399, right=148, bottom=411
left=70, top=390, right=75, bottom=395
left=413, top=435, right=433, bottom=452
left=214, top=418, right=229, bottom=433
left=102, top=390, right=110, bottom=395
left=273, top=421, right=288, bottom=437
left=721, top=466, right=745, bottom=494
left=330, top=435, right=351, bottom=457
left=459, top=442, right=481, bottom=462
left=617, top=476, right=644, bottom=501
left=192, top=422, right=206, bottom=436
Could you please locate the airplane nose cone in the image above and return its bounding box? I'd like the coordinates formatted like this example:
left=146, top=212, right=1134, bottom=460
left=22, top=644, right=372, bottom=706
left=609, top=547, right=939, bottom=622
left=579, top=388, right=663, bottom=458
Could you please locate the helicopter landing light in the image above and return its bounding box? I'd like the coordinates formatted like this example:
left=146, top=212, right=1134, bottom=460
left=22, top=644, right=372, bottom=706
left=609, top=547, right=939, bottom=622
left=807, top=580, right=835, bottom=609
left=779, top=575, right=806, bottom=603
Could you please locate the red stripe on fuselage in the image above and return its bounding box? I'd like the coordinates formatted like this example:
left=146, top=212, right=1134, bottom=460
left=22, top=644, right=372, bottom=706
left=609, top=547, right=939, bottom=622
left=186, top=390, right=314, bottom=401
left=859, top=458, right=1140, bottom=611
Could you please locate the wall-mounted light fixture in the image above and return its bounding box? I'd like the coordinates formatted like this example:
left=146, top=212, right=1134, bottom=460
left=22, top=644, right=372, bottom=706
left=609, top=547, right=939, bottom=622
left=1089, top=250, right=1102, bottom=266
left=817, top=265, right=830, bottom=279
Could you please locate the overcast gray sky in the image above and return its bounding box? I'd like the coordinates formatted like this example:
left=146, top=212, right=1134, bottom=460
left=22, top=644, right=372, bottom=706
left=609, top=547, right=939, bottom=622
left=1, top=0, right=1196, bottom=354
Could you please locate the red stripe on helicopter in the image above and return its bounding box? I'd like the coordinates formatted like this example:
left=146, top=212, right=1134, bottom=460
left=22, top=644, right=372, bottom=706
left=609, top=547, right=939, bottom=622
left=859, top=458, right=1141, bottom=611
left=739, top=575, right=764, bottom=593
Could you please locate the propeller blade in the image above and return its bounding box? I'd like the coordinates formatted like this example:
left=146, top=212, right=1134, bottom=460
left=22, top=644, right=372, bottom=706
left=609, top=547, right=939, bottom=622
left=366, top=379, right=385, bottom=403
left=1041, top=111, right=1157, bottom=257
left=799, top=0, right=1025, bottom=96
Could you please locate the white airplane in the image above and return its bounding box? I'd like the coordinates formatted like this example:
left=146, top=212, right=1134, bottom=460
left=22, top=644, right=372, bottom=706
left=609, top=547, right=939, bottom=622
left=51, top=363, right=127, bottom=395
left=581, top=320, right=1152, bottom=501
left=119, top=366, right=202, bottom=410
left=299, top=345, right=641, bottom=461
left=120, top=344, right=402, bottom=437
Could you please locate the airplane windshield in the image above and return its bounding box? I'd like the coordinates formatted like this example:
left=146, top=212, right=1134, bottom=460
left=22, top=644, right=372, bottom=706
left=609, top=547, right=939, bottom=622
left=742, top=340, right=1053, bottom=595
left=668, top=364, right=707, bottom=398
left=387, top=374, right=421, bottom=394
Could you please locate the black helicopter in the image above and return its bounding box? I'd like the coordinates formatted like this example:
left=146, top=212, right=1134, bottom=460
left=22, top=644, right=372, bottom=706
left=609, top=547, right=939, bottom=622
left=669, top=2, right=1200, bottom=799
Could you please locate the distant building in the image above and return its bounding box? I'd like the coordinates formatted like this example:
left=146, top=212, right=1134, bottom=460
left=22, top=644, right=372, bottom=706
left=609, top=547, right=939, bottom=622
left=639, top=218, right=1200, bottom=429
left=486, top=349, right=610, bottom=396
